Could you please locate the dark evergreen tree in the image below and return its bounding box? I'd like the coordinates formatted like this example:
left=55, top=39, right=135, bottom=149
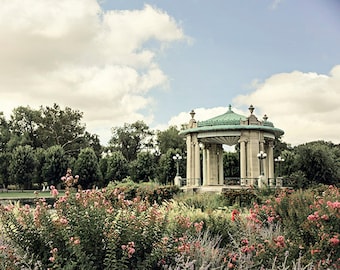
left=42, top=145, right=68, bottom=186
left=74, top=148, right=102, bottom=189
left=9, top=145, right=37, bottom=189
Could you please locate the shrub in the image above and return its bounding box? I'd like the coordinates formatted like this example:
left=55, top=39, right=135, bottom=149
left=106, top=178, right=181, bottom=205
left=242, top=185, right=340, bottom=268
left=221, top=188, right=260, bottom=207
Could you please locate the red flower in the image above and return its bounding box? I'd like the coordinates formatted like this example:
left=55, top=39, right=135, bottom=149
left=231, top=209, right=239, bottom=222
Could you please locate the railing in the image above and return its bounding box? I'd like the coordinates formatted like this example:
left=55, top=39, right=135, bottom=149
left=181, top=177, right=284, bottom=188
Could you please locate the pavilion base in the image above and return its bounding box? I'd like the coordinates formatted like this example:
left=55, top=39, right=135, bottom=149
left=181, top=185, right=251, bottom=194
left=181, top=184, right=287, bottom=194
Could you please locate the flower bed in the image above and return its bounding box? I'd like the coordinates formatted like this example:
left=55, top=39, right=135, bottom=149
left=1, top=181, right=339, bottom=269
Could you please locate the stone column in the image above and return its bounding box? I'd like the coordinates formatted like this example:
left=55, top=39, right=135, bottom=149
left=239, top=139, right=247, bottom=185
left=194, top=139, right=201, bottom=186
left=267, top=141, right=274, bottom=187
left=186, top=135, right=192, bottom=186
left=202, top=145, right=207, bottom=186
left=206, top=145, right=211, bottom=185
left=218, top=145, right=224, bottom=185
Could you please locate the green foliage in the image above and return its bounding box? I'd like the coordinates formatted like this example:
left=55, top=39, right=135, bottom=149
left=243, top=185, right=340, bottom=267
left=156, top=126, right=186, bottom=155
left=33, top=148, right=46, bottom=187
left=9, top=106, right=42, bottom=149
left=103, top=151, right=129, bottom=184
left=0, top=111, right=11, bottom=152
left=156, top=149, right=184, bottom=185
left=292, top=141, right=340, bottom=185
left=106, top=179, right=181, bottom=205
left=1, top=184, right=339, bottom=269
left=42, top=145, right=68, bottom=186
left=270, top=186, right=340, bottom=264
left=129, top=151, right=156, bottom=182
left=174, top=192, right=228, bottom=211
left=222, top=188, right=260, bottom=207
left=223, top=152, right=240, bottom=178
left=109, top=120, right=154, bottom=162
left=9, top=145, right=37, bottom=189
left=284, top=170, right=310, bottom=189
left=74, top=147, right=102, bottom=189
left=0, top=151, right=11, bottom=187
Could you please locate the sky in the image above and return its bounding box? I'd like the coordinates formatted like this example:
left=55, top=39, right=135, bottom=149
left=0, top=0, right=340, bottom=146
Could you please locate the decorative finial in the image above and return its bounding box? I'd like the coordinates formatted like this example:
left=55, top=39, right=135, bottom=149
left=190, top=109, right=195, bottom=119
left=249, top=104, right=254, bottom=114
left=228, top=104, right=232, bottom=111
left=263, top=114, right=268, bottom=121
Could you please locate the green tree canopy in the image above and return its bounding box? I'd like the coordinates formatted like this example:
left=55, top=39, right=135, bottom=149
left=104, top=151, right=129, bottom=184
left=156, top=126, right=186, bottom=155
left=129, top=151, right=156, bottom=182
left=293, top=141, right=340, bottom=185
left=0, top=112, right=11, bottom=152
left=42, top=145, right=68, bottom=186
left=157, top=148, right=183, bottom=185
left=9, top=145, right=37, bottom=189
left=223, top=152, right=240, bottom=179
left=74, top=148, right=102, bottom=189
left=109, top=121, right=154, bottom=162
left=8, top=106, right=42, bottom=150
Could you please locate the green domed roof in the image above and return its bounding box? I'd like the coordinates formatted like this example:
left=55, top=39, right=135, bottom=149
left=198, top=105, right=246, bottom=127
left=180, top=104, right=284, bottom=138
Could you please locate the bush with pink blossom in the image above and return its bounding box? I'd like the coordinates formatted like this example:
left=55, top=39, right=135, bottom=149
left=1, top=173, right=339, bottom=269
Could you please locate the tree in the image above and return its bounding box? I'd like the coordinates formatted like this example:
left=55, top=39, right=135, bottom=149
left=0, top=112, right=11, bottom=152
left=39, top=104, right=86, bottom=157
left=156, top=148, right=181, bottom=185
left=223, top=152, right=240, bottom=179
left=42, top=145, right=68, bottom=186
left=9, top=145, right=37, bottom=189
left=83, top=131, right=102, bottom=159
left=34, top=148, right=46, bottom=188
left=293, top=141, right=339, bottom=185
left=0, top=152, right=11, bottom=188
left=129, top=151, right=156, bottom=182
left=273, top=137, right=290, bottom=159
left=156, top=126, right=186, bottom=155
left=74, top=148, right=102, bottom=189
left=8, top=106, right=42, bottom=149
left=104, top=151, right=129, bottom=184
left=109, top=121, right=154, bottom=162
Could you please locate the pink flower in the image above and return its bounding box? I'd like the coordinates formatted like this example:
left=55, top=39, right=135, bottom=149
left=327, top=201, right=340, bottom=209
left=194, top=221, right=204, bottom=232
left=329, top=235, right=339, bottom=246
left=241, top=239, right=249, bottom=245
left=321, top=214, right=329, bottom=221
left=58, top=216, right=68, bottom=225
left=311, top=249, right=321, bottom=255
left=122, top=242, right=135, bottom=258
left=118, top=193, right=125, bottom=201
left=275, top=235, right=285, bottom=248
left=50, top=186, right=59, bottom=197
left=70, top=237, right=80, bottom=245
left=267, top=216, right=275, bottom=223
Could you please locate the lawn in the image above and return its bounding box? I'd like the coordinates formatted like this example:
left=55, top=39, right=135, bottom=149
left=0, top=190, right=64, bottom=199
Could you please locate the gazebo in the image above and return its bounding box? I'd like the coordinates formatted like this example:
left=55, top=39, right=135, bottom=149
left=179, top=105, right=284, bottom=190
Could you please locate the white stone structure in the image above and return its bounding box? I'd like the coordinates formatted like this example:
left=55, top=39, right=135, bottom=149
left=179, top=105, right=284, bottom=189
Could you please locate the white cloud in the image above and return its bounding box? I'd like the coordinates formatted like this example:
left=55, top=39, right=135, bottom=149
left=233, top=66, right=340, bottom=145
left=167, top=66, right=340, bottom=146
left=270, top=0, right=284, bottom=10
left=0, top=0, right=187, bottom=144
